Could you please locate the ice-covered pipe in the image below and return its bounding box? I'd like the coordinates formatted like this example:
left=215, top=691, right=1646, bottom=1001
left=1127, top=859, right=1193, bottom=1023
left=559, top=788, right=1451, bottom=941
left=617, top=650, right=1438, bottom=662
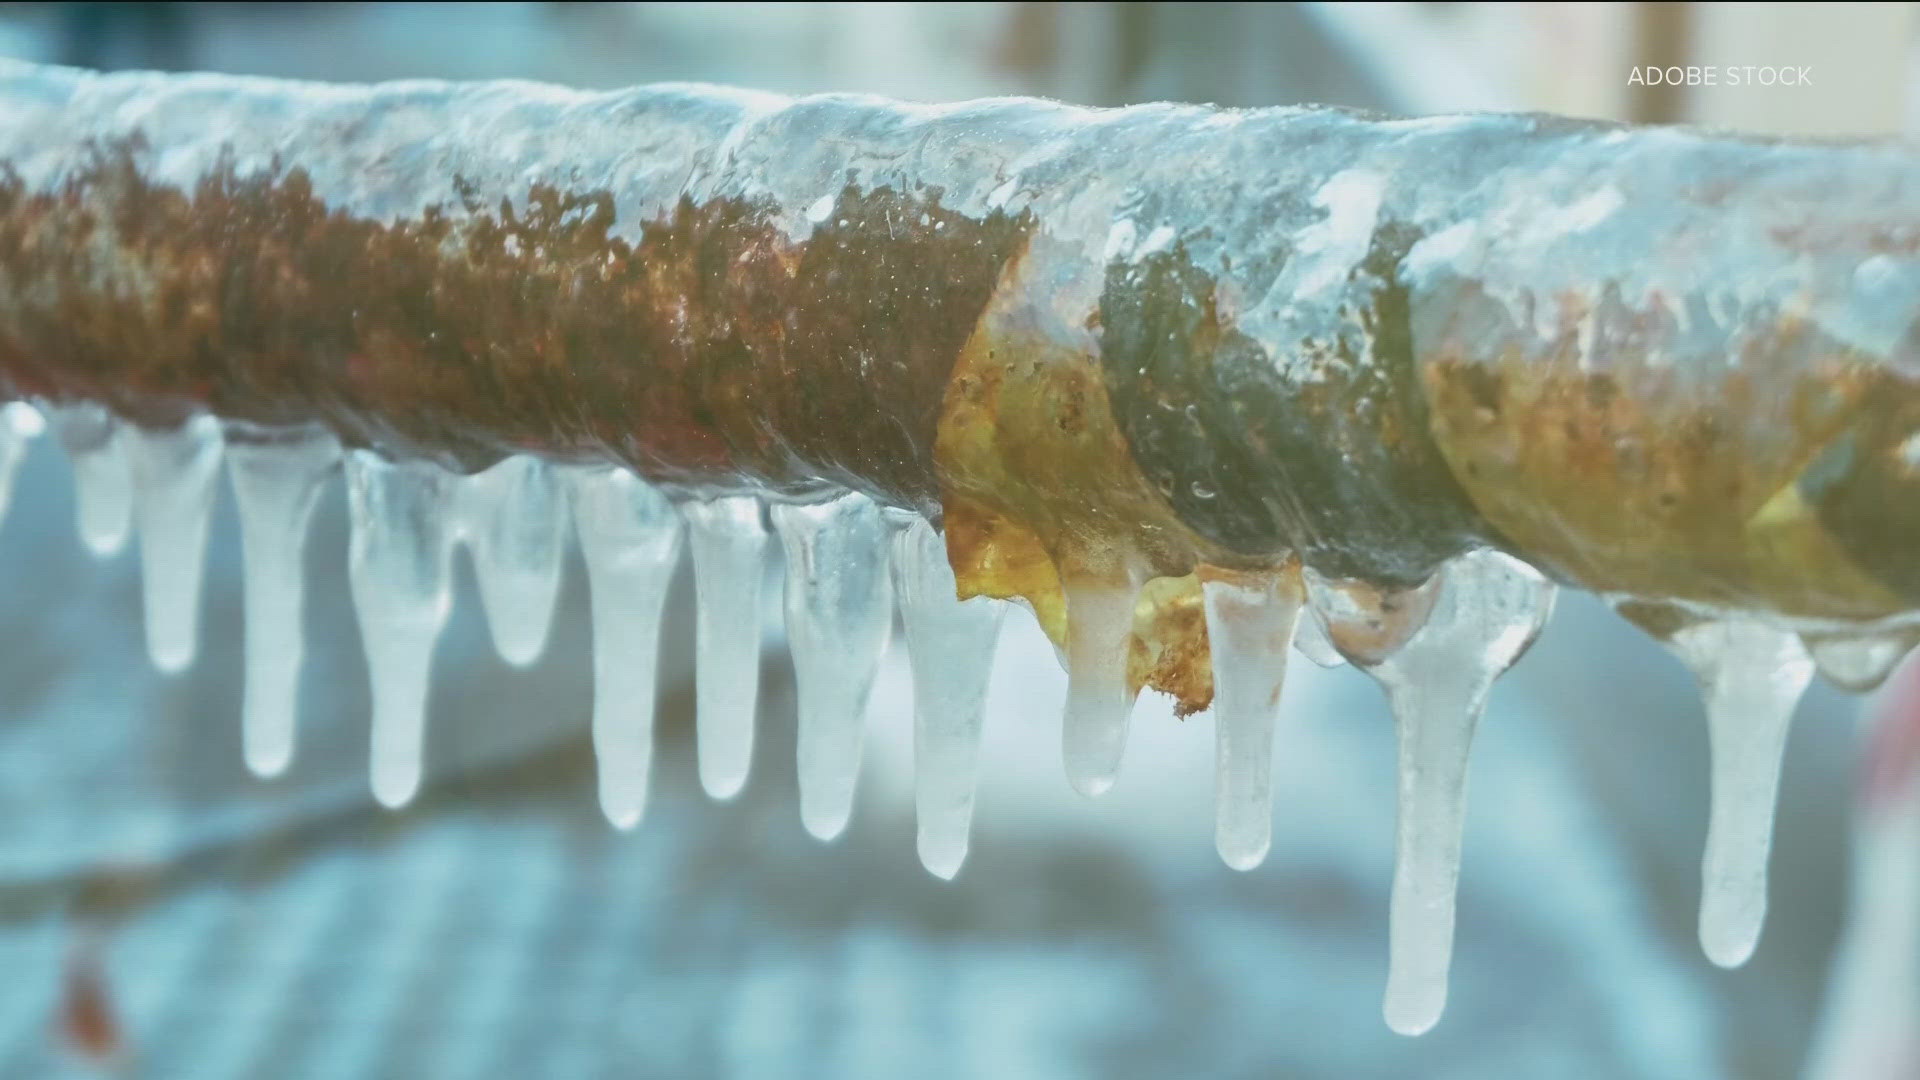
left=5, top=61, right=1920, bottom=631
left=6, top=61, right=1920, bottom=1034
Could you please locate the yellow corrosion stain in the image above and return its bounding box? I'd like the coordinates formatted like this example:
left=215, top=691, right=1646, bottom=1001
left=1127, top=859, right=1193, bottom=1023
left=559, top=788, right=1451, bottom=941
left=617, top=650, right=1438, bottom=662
left=1424, top=332, right=1906, bottom=621
left=934, top=231, right=1236, bottom=708
left=1126, top=575, right=1213, bottom=716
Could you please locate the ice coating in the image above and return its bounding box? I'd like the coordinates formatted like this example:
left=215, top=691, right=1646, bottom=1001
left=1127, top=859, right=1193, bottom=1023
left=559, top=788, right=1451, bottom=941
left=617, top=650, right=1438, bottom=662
left=680, top=495, right=769, bottom=801
left=770, top=492, right=894, bottom=842
left=127, top=414, right=225, bottom=674
left=0, top=400, right=42, bottom=525
left=1803, top=630, right=1920, bottom=693
left=345, top=451, right=456, bottom=810
left=568, top=465, right=683, bottom=830
left=12, top=62, right=1920, bottom=1043
left=226, top=423, right=340, bottom=778
left=1664, top=620, right=1814, bottom=969
left=456, top=455, right=567, bottom=667
left=893, top=516, right=1005, bottom=880
left=1290, top=605, right=1347, bottom=668
left=48, top=402, right=132, bottom=558
left=1310, top=549, right=1555, bottom=1036
left=1199, top=569, right=1303, bottom=871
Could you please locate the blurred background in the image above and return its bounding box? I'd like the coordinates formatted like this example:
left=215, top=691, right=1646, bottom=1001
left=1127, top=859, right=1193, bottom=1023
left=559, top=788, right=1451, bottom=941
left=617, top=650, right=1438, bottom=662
left=0, top=3, right=1912, bottom=1078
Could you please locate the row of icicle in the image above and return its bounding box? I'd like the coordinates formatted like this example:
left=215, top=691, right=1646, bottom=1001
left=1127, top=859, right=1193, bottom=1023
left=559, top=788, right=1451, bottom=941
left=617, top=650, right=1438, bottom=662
left=0, top=401, right=1873, bottom=1036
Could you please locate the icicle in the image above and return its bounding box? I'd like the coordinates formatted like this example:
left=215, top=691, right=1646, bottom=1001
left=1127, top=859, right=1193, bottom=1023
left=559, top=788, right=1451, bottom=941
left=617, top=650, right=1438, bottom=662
left=346, top=451, right=455, bottom=810
left=0, top=401, right=43, bottom=527
left=680, top=495, right=769, bottom=801
left=770, top=492, right=894, bottom=842
left=1311, top=551, right=1555, bottom=1036
left=1199, top=569, right=1303, bottom=871
left=568, top=466, right=682, bottom=829
left=1059, top=566, right=1143, bottom=799
left=226, top=424, right=340, bottom=778
left=893, top=515, right=1004, bottom=879
left=1663, top=620, right=1813, bottom=969
left=127, top=416, right=225, bottom=673
left=1802, top=629, right=1920, bottom=693
left=458, top=456, right=566, bottom=667
left=49, top=402, right=132, bottom=557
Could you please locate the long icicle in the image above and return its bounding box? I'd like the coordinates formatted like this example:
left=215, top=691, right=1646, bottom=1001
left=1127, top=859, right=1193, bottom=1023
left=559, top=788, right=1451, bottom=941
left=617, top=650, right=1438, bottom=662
left=680, top=495, right=770, bottom=802
left=1199, top=567, right=1304, bottom=871
left=1664, top=620, right=1814, bottom=969
left=1311, top=550, right=1555, bottom=1035
left=893, top=516, right=1005, bottom=880
left=345, top=451, right=455, bottom=810
left=770, top=492, right=893, bottom=842
left=127, top=415, right=224, bottom=674
left=1061, top=568, right=1144, bottom=799
left=568, top=465, right=683, bottom=830
left=225, top=423, right=340, bottom=778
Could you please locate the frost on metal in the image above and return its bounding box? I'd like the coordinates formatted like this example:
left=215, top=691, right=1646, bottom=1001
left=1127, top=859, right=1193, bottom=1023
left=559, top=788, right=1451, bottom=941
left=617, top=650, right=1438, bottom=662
left=4, top=60, right=1920, bottom=1033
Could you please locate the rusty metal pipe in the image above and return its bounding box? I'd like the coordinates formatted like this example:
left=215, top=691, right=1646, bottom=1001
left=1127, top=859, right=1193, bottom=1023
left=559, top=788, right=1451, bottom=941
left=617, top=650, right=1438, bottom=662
left=4, top=60, right=1920, bottom=634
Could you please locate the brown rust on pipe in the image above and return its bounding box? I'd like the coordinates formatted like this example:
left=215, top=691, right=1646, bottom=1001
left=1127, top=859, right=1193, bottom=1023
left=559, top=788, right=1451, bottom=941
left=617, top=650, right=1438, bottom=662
left=9, top=65, right=1920, bottom=714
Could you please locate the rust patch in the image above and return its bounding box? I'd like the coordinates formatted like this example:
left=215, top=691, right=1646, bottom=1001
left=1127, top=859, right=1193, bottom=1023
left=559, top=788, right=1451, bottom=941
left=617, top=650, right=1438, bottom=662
left=0, top=145, right=1029, bottom=503
left=1422, top=300, right=1920, bottom=618
left=1127, top=574, right=1213, bottom=716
